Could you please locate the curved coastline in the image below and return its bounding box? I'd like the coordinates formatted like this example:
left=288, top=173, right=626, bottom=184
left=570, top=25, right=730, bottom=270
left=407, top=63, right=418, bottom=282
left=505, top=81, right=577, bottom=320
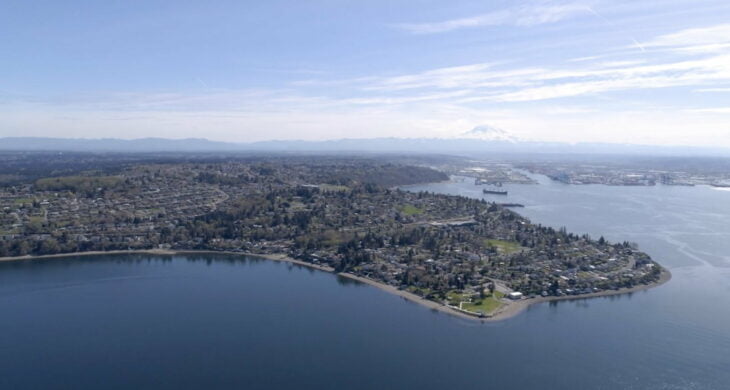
left=0, top=249, right=671, bottom=322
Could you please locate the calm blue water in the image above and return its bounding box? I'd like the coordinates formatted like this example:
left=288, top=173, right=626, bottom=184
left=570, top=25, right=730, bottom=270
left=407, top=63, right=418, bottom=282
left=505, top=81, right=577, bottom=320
left=2, top=176, right=730, bottom=389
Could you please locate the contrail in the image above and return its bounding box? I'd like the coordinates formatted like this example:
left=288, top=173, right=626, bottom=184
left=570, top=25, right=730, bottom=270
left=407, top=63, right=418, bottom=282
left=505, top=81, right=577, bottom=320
left=587, top=6, right=646, bottom=53
left=630, top=38, right=646, bottom=53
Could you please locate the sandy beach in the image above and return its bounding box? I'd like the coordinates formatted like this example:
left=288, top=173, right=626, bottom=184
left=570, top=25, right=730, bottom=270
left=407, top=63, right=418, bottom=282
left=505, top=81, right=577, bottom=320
left=0, top=249, right=671, bottom=322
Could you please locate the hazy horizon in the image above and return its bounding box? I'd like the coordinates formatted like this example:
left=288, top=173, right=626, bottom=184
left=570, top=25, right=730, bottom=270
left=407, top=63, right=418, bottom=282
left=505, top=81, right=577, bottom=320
left=5, top=134, right=730, bottom=149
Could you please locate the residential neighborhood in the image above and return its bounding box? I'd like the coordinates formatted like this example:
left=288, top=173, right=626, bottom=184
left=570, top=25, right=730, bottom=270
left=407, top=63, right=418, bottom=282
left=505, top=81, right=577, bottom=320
left=0, top=155, right=664, bottom=317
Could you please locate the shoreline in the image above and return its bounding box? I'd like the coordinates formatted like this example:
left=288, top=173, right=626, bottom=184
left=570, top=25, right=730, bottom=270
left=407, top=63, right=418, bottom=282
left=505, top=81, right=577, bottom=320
left=0, top=249, right=671, bottom=322
left=490, top=268, right=673, bottom=321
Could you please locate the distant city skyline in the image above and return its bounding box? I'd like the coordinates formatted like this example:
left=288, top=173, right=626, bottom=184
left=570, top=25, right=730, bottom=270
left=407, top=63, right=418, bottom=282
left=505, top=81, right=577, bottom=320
left=2, top=0, right=730, bottom=147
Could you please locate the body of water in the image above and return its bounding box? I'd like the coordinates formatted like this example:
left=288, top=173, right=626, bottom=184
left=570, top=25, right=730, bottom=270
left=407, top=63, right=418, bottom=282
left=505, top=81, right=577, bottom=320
left=2, top=175, right=729, bottom=389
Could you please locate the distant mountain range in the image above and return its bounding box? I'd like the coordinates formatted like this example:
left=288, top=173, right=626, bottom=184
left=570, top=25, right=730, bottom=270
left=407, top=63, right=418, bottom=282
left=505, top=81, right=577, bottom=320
left=1, top=136, right=728, bottom=157
left=0, top=137, right=240, bottom=152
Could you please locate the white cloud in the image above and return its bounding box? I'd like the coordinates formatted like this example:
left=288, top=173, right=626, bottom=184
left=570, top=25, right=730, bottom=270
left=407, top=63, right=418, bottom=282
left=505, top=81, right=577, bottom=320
left=361, top=52, right=730, bottom=103
left=694, top=87, right=730, bottom=92
left=4, top=19, right=730, bottom=147
left=394, top=1, right=592, bottom=34
left=642, top=23, right=730, bottom=53
left=3, top=91, right=730, bottom=147
left=395, top=10, right=510, bottom=34
left=685, top=107, right=730, bottom=114
left=644, top=24, right=730, bottom=47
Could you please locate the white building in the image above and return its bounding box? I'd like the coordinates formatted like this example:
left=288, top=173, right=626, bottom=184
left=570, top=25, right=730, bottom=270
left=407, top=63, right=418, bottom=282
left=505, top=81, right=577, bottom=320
left=507, top=292, right=523, bottom=300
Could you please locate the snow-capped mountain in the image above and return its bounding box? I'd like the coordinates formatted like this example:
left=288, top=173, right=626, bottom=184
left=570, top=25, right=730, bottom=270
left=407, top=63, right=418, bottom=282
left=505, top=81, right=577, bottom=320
left=462, top=125, right=519, bottom=142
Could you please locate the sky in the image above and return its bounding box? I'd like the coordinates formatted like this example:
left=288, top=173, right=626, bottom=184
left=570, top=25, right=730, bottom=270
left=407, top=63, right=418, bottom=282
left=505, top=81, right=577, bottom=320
left=1, top=0, right=730, bottom=146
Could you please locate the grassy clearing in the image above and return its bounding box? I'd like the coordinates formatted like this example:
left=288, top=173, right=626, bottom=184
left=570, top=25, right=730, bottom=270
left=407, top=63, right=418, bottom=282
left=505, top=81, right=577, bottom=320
left=400, top=204, right=423, bottom=216
left=288, top=201, right=307, bottom=211
left=319, top=184, right=349, bottom=192
left=407, top=286, right=432, bottom=297
left=320, top=230, right=355, bottom=247
left=462, top=291, right=504, bottom=314
left=13, top=198, right=34, bottom=205
left=29, top=216, right=45, bottom=224
left=446, top=290, right=467, bottom=305
left=485, top=239, right=522, bottom=254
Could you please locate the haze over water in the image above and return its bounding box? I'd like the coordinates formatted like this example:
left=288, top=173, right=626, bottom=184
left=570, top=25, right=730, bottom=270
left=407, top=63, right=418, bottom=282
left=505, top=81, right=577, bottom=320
left=2, top=174, right=729, bottom=389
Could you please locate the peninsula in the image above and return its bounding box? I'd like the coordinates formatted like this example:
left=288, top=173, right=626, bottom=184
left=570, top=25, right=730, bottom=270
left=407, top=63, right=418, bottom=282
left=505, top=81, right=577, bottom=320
left=0, top=153, right=668, bottom=320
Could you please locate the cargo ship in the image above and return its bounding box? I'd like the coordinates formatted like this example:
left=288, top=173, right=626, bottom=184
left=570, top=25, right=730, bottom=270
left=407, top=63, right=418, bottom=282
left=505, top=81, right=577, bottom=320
left=496, top=203, right=523, bottom=208
left=483, top=188, right=508, bottom=195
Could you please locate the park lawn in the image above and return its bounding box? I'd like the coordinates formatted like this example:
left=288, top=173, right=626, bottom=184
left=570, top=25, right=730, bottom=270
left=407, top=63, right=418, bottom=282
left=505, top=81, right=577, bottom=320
left=13, top=198, right=35, bottom=205
left=461, top=291, right=505, bottom=314
left=29, top=216, right=45, bottom=224
left=288, top=201, right=307, bottom=211
left=319, top=184, right=349, bottom=192
left=320, top=229, right=355, bottom=247
left=53, top=220, right=73, bottom=228
left=400, top=204, right=423, bottom=216
left=485, top=239, right=522, bottom=254
left=577, top=271, right=593, bottom=279
left=407, top=286, right=432, bottom=297
left=446, top=290, right=467, bottom=305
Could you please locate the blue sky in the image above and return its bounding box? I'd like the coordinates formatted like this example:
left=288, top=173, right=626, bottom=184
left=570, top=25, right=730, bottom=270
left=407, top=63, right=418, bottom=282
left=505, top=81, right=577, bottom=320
left=2, top=0, right=730, bottom=146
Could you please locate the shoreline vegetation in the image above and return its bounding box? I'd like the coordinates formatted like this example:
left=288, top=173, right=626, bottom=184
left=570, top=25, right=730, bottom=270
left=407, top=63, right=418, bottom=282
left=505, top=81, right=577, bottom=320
left=0, top=249, right=671, bottom=322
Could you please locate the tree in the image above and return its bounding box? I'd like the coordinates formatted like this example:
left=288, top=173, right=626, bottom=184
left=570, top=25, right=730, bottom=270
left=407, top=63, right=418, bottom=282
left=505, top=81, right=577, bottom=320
left=39, top=239, right=61, bottom=255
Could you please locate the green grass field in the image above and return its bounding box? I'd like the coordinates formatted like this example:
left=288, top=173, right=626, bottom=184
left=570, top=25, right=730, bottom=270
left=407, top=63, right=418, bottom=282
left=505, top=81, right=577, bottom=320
left=28, top=216, right=45, bottom=224
left=400, top=204, right=423, bottom=216
left=461, top=291, right=504, bottom=314
left=407, top=286, right=432, bottom=297
left=446, top=290, right=467, bottom=305
left=320, top=229, right=355, bottom=247
left=485, top=239, right=522, bottom=254
left=13, top=198, right=34, bottom=205
left=319, top=184, right=349, bottom=192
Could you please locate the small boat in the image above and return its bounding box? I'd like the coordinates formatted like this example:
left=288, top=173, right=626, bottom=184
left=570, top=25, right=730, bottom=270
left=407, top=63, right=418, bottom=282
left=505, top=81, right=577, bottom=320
left=483, top=188, right=508, bottom=195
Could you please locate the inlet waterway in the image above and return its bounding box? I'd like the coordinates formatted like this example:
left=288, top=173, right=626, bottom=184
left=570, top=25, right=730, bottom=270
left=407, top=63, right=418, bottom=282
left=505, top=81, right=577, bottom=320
left=2, top=174, right=729, bottom=389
